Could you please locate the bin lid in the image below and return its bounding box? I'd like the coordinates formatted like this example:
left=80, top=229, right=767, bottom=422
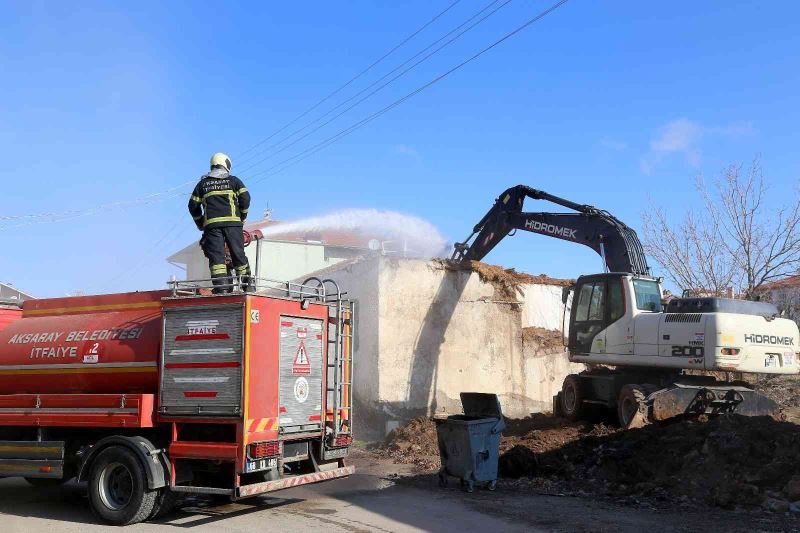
left=460, top=392, right=502, bottom=418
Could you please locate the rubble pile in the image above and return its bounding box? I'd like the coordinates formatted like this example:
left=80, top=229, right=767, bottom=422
left=522, top=327, right=565, bottom=354
left=538, top=414, right=800, bottom=510
left=383, top=413, right=800, bottom=511
left=432, top=259, right=571, bottom=301
left=381, top=416, right=440, bottom=470
left=754, top=374, right=800, bottom=409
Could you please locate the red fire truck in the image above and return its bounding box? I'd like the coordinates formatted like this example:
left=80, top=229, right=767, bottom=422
left=0, top=278, right=354, bottom=525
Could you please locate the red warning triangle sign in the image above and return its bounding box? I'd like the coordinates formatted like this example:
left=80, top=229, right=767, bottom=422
left=292, top=341, right=311, bottom=375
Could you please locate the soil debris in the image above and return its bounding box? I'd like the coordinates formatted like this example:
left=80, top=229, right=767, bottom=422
left=381, top=416, right=440, bottom=470
left=753, top=374, right=800, bottom=409
left=498, top=445, right=538, bottom=478
left=522, top=327, right=564, bottom=354
left=432, top=259, right=571, bottom=300
left=382, top=412, right=800, bottom=512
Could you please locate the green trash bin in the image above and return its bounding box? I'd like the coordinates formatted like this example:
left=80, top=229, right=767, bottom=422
left=436, top=392, right=505, bottom=492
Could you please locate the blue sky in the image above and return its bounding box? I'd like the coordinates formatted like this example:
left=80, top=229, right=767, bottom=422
left=1, top=0, right=798, bottom=297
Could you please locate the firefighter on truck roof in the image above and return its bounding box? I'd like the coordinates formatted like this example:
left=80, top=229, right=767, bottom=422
left=188, top=152, right=253, bottom=293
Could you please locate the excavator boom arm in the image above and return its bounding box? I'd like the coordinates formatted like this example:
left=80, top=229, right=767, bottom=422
left=452, top=185, right=651, bottom=275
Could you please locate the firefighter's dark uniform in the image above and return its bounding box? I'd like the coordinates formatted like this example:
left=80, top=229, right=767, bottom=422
left=188, top=167, right=252, bottom=292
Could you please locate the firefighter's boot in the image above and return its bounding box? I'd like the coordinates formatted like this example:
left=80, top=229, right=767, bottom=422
left=210, top=264, right=232, bottom=294
left=237, top=264, right=255, bottom=293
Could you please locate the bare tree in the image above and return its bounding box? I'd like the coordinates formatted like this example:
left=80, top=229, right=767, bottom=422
left=642, top=158, right=800, bottom=298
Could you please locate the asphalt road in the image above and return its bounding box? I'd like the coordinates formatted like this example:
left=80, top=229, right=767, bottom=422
left=0, top=453, right=532, bottom=533
left=1, top=451, right=788, bottom=532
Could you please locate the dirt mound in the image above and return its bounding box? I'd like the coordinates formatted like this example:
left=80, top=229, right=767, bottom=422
left=382, top=413, right=615, bottom=473
left=522, top=327, right=564, bottom=354
left=381, top=417, right=440, bottom=470
left=498, top=445, right=538, bottom=478
left=384, top=413, right=800, bottom=510
left=432, top=259, right=571, bottom=300
left=538, top=414, right=800, bottom=509
left=753, top=374, right=800, bottom=408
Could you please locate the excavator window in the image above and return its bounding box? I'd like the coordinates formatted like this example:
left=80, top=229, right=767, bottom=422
left=587, top=284, right=605, bottom=321
left=571, top=281, right=607, bottom=354
left=609, top=280, right=625, bottom=322
left=574, top=284, right=594, bottom=322
left=632, top=279, right=662, bottom=312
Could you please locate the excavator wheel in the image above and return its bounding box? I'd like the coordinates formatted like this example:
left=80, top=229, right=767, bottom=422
left=560, top=374, right=585, bottom=421
left=617, top=384, right=650, bottom=429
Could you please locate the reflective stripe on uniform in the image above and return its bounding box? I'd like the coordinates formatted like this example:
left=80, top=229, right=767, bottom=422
left=210, top=264, right=228, bottom=274
left=201, top=190, right=235, bottom=200
left=236, top=187, right=248, bottom=195
left=228, top=194, right=236, bottom=219
left=235, top=265, right=249, bottom=273
left=204, top=216, right=242, bottom=226
left=190, top=195, right=202, bottom=203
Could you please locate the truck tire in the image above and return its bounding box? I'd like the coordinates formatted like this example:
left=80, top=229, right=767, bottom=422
left=617, top=384, right=649, bottom=429
left=560, top=374, right=585, bottom=421
left=87, top=445, right=157, bottom=525
left=149, top=488, right=182, bottom=520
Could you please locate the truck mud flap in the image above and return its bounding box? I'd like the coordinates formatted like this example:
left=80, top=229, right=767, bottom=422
left=650, top=384, right=780, bottom=421
left=235, top=465, right=354, bottom=499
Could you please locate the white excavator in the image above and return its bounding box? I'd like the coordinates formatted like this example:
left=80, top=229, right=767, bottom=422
left=453, top=185, right=799, bottom=428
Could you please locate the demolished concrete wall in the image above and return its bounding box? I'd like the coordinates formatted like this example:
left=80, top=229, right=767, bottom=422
left=305, top=255, right=583, bottom=435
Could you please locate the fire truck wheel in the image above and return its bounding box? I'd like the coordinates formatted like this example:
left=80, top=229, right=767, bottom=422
left=149, top=488, right=182, bottom=520
left=560, top=374, right=585, bottom=421
left=617, top=384, right=650, bottom=429
left=88, top=446, right=157, bottom=525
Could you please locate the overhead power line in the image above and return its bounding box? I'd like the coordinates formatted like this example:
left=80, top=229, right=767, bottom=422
left=236, top=0, right=511, bottom=175
left=0, top=3, right=464, bottom=232
left=0, top=0, right=569, bottom=233
left=0, top=180, right=194, bottom=230
left=235, top=0, right=463, bottom=166
left=246, top=0, right=570, bottom=184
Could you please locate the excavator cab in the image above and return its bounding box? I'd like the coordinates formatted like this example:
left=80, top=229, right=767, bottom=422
left=566, top=273, right=627, bottom=354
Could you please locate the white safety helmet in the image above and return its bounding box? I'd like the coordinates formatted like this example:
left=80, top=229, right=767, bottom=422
left=210, top=152, right=232, bottom=172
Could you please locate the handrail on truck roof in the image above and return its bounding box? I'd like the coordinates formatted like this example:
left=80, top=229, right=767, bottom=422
left=167, top=276, right=347, bottom=304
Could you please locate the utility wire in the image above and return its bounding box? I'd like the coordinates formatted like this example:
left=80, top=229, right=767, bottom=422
left=0, top=0, right=568, bottom=232
left=247, top=0, right=570, bottom=184
left=236, top=0, right=510, bottom=175
left=1, top=3, right=463, bottom=231
left=94, top=217, right=189, bottom=293
left=0, top=181, right=194, bottom=230
left=235, top=0, right=462, bottom=166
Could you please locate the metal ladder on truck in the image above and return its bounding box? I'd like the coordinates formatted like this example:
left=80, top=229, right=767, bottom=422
left=302, top=278, right=354, bottom=456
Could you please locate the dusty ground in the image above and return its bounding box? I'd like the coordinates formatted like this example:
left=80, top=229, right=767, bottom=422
left=0, top=451, right=533, bottom=533
left=4, top=448, right=797, bottom=532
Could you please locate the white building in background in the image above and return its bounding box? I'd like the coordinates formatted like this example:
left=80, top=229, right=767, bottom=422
left=0, top=282, right=34, bottom=302
left=167, top=218, right=416, bottom=282
left=757, top=274, right=800, bottom=324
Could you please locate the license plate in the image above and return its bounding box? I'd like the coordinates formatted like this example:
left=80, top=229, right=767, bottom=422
left=246, top=457, right=277, bottom=473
